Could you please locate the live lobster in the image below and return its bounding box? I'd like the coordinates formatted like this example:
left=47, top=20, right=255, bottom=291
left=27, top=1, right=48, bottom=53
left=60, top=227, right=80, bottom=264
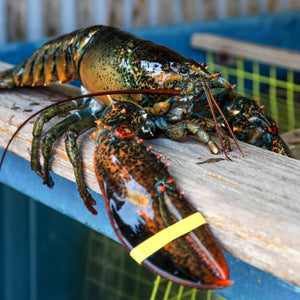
left=0, top=25, right=293, bottom=290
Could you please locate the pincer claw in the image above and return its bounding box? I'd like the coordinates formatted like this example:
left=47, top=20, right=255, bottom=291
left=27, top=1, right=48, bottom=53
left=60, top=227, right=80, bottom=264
left=92, top=102, right=232, bottom=289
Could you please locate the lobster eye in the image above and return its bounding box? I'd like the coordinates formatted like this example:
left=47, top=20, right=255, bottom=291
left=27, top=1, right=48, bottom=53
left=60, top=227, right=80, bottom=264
left=179, top=67, right=188, bottom=74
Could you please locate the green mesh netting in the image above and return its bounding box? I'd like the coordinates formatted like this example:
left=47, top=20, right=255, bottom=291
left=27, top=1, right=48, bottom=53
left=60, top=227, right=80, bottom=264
left=206, top=51, right=300, bottom=133
left=84, top=231, right=226, bottom=300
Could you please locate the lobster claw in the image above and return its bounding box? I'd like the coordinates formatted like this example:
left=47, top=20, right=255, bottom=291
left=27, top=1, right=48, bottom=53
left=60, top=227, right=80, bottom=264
left=93, top=102, right=233, bottom=289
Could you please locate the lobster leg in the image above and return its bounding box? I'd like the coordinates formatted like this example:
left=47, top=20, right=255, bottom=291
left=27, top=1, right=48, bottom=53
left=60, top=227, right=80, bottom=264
left=268, top=135, right=294, bottom=157
left=93, top=102, right=232, bottom=289
left=156, top=118, right=231, bottom=154
left=64, top=113, right=103, bottom=214
left=31, top=97, right=90, bottom=181
left=40, top=106, right=100, bottom=187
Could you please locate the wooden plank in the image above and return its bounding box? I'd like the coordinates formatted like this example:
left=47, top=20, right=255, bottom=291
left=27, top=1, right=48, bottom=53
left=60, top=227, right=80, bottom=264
left=191, top=33, right=300, bottom=71
left=0, top=61, right=300, bottom=287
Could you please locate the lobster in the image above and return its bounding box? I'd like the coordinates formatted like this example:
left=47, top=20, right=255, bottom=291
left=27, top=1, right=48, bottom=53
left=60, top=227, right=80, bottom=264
left=0, top=25, right=293, bottom=289
left=196, top=89, right=294, bottom=157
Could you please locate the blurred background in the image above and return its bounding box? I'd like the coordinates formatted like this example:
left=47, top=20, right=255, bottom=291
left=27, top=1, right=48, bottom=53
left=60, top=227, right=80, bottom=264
left=1, top=0, right=300, bottom=43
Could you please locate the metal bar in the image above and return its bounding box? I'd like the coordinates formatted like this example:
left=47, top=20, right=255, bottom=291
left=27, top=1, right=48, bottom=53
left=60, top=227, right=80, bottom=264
left=195, top=0, right=204, bottom=21
left=26, top=0, right=43, bottom=40
left=60, top=0, right=77, bottom=34
left=173, top=0, right=183, bottom=23
left=148, top=0, right=158, bottom=26
left=217, top=0, right=227, bottom=19
left=93, top=0, right=108, bottom=25
left=280, top=0, right=290, bottom=10
left=259, top=0, right=268, bottom=13
left=239, top=0, right=247, bottom=15
left=0, top=0, right=7, bottom=44
left=123, top=0, right=133, bottom=28
left=287, top=70, right=296, bottom=131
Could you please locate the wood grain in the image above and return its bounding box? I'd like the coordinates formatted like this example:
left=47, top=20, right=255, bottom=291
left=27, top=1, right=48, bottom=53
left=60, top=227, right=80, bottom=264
left=0, top=61, right=300, bottom=287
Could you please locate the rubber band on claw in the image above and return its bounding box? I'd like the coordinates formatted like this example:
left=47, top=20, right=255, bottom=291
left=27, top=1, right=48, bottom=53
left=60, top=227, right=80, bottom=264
left=130, top=212, right=207, bottom=264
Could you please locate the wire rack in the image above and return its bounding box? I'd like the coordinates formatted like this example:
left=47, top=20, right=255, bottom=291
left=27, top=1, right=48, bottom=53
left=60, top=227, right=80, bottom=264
left=84, top=231, right=226, bottom=300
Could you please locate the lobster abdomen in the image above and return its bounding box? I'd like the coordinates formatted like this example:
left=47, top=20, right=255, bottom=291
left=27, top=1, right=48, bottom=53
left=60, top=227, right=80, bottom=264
left=0, top=26, right=101, bottom=88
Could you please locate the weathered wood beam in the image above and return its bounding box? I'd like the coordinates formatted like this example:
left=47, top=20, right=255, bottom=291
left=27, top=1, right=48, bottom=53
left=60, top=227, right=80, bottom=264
left=0, top=62, right=300, bottom=287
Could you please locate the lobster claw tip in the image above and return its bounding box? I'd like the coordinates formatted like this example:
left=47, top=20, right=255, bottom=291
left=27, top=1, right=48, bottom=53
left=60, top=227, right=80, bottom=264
left=142, top=253, right=233, bottom=290
left=207, top=278, right=234, bottom=289
left=187, top=278, right=233, bottom=290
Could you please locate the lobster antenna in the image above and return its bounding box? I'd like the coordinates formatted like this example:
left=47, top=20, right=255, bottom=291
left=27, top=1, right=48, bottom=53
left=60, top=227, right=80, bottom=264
left=0, top=88, right=183, bottom=170
left=207, top=88, right=245, bottom=158
left=203, top=85, right=245, bottom=159
left=203, top=86, right=232, bottom=161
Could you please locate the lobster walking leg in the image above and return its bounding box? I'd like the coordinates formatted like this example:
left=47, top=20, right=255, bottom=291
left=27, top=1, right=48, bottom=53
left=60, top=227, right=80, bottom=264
left=93, top=102, right=233, bottom=289
left=31, top=97, right=91, bottom=181
left=268, top=135, right=294, bottom=157
left=33, top=105, right=103, bottom=213
left=64, top=112, right=104, bottom=214
left=40, top=108, right=92, bottom=185
left=156, top=118, right=231, bottom=154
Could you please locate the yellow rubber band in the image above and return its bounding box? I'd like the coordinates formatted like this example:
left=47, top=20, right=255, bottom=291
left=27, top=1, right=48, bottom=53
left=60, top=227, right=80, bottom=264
left=130, top=212, right=207, bottom=264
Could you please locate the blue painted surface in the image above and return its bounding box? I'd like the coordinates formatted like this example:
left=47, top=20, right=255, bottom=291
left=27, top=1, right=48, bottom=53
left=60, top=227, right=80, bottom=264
left=1, top=151, right=300, bottom=299
left=1, top=182, right=31, bottom=300
left=0, top=150, right=114, bottom=241
left=222, top=253, right=300, bottom=299
left=0, top=177, right=90, bottom=300
left=1, top=10, right=300, bottom=300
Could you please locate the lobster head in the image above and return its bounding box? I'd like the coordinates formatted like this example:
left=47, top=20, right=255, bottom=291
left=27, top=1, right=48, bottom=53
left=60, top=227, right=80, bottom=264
left=142, top=58, right=231, bottom=94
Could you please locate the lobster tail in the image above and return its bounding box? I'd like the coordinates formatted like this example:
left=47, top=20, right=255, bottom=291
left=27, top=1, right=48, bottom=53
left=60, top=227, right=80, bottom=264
left=0, top=26, right=101, bottom=88
left=93, top=102, right=232, bottom=289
